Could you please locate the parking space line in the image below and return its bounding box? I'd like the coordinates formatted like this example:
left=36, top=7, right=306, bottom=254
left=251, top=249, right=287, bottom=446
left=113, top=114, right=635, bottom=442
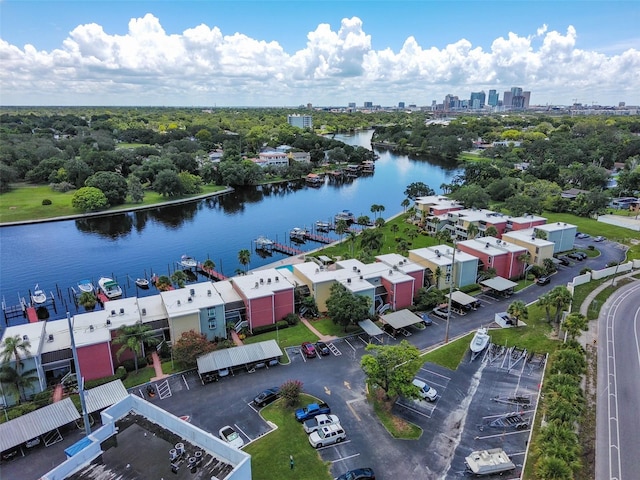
left=300, top=348, right=307, bottom=362
left=316, top=440, right=352, bottom=451
left=475, top=429, right=530, bottom=440
left=419, top=369, right=451, bottom=381
left=396, top=401, right=434, bottom=419
left=234, top=423, right=251, bottom=442
left=344, top=338, right=356, bottom=351
left=330, top=453, right=361, bottom=463
left=247, top=402, right=259, bottom=413
left=425, top=380, right=448, bottom=389
left=182, top=374, right=190, bottom=390
left=346, top=399, right=362, bottom=421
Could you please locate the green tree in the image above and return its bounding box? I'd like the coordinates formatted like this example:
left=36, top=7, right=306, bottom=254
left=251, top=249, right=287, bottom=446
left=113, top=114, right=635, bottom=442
left=360, top=340, right=421, bottom=400
left=413, top=287, right=445, bottom=311
left=357, top=215, right=371, bottom=227
left=538, top=292, right=553, bottom=324
left=78, top=291, right=97, bottom=311
left=0, top=364, right=38, bottom=403
left=113, top=324, right=159, bottom=372
left=404, top=182, right=435, bottom=200
left=280, top=379, right=303, bottom=407
left=85, top=171, right=128, bottom=205
left=202, top=259, right=216, bottom=271
left=517, top=252, right=531, bottom=279
left=401, top=198, right=411, bottom=212
left=347, top=230, right=358, bottom=256
left=466, top=223, right=479, bottom=240
left=0, top=163, right=17, bottom=192
left=359, top=228, right=383, bottom=253
left=563, top=313, right=588, bottom=340
left=335, top=219, right=349, bottom=242
left=71, top=186, right=109, bottom=212
left=507, top=300, right=528, bottom=327
left=127, top=175, right=145, bottom=203
left=154, top=275, right=172, bottom=291
left=172, top=330, right=215, bottom=369
left=153, top=169, right=184, bottom=197
left=534, top=456, right=573, bottom=480
left=171, top=270, right=187, bottom=288
left=374, top=217, right=386, bottom=228
left=485, top=225, right=499, bottom=238
left=178, top=171, right=203, bottom=194
left=549, top=286, right=573, bottom=334
left=238, top=249, right=251, bottom=273
left=449, top=184, right=490, bottom=209
left=326, top=283, right=371, bottom=332
left=1, top=334, right=33, bottom=371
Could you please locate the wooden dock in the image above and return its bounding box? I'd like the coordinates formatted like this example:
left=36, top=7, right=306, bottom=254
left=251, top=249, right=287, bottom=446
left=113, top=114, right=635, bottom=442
left=197, top=263, right=228, bottom=281
left=303, top=232, right=334, bottom=244
left=272, top=242, right=304, bottom=256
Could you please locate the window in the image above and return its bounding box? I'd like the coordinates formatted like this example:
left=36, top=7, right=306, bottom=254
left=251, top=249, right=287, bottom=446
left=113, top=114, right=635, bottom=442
left=535, top=247, right=540, bottom=254
left=208, top=319, right=217, bottom=330
left=207, top=307, right=217, bottom=319
left=487, top=256, right=493, bottom=265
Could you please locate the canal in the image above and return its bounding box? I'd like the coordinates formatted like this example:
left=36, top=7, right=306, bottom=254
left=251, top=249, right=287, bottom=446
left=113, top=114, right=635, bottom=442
left=0, top=130, right=461, bottom=325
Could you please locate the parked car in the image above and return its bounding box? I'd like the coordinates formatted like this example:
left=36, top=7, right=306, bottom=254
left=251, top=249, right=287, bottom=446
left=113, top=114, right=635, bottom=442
left=303, top=413, right=340, bottom=434
left=253, top=387, right=280, bottom=407
left=295, top=402, right=331, bottom=422
left=430, top=307, right=449, bottom=319
left=576, top=251, right=587, bottom=260
left=568, top=252, right=584, bottom=260
left=301, top=342, right=317, bottom=358
left=420, top=313, right=433, bottom=326
left=308, top=423, right=346, bottom=448
left=593, top=236, right=606, bottom=242
left=576, top=233, right=590, bottom=239
left=315, top=341, right=330, bottom=356
left=412, top=378, right=438, bottom=401
left=336, top=467, right=376, bottom=480
left=557, top=255, right=571, bottom=266
left=219, top=425, right=244, bottom=449
left=536, top=276, right=551, bottom=286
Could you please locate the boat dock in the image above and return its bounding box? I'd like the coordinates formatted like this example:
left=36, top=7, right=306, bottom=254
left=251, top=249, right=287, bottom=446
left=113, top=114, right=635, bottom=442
left=272, top=242, right=304, bottom=256
left=197, top=263, right=228, bottom=281
left=303, top=232, right=334, bottom=244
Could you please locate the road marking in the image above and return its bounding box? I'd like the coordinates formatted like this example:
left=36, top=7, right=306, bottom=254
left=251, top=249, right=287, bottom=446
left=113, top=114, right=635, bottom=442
left=419, top=368, right=452, bottom=381
left=234, top=423, right=251, bottom=442
left=182, top=374, right=190, bottom=390
left=474, top=429, right=530, bottom=440
left=395, top=401, right=433, bottom=419
left=324, top=386, right=331, bottom=395
left=316, top=440, right=352, bottom=451
left=346, top=398, right=362, bottom=421
left=300, top=348, right=307, bottom=362
left=330, top=453, right=360, bottom=463
left=248, top=403, right=259, bottom=413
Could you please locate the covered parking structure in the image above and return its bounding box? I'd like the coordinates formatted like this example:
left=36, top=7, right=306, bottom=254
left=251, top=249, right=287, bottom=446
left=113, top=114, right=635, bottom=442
left=0, top=397, right=80, bottom=456
left=84, top=380, right=128, bottom=415
left=480, top=277, right=518, bottom=298
left=445, top=291, right=481, bottom=314
left=358, top=319, right=384, bottom=343
left=197, top=339, right=283, bottom=382
left=379, top=309, right=425, bottom=337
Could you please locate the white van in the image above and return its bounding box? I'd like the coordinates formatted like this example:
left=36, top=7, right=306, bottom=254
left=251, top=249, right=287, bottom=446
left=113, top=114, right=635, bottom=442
left=412, top=378, right=438, bottom=401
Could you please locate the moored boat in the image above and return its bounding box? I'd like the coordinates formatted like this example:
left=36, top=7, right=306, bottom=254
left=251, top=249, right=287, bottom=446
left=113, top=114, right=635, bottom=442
left=470, top=327, right=490, bottom=353
left=290, top=227, right=308, bottom=241
left=180, top=255, right=197, bottom=268
left=255, top=236, right=275, bottom=249
left=98, top=277, right=123, bottom=299
left=135, top=278, right=150, bottom=289
left=315, top=221, right=331, bottom=231
left=77, top=279, right=94, bottom=294
left=31, top=284, right=47, bottom=305
left=335, top=210, right=356, bottom=223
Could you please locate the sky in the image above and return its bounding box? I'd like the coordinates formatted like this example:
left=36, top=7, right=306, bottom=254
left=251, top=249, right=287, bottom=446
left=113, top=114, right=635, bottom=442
left=1, top=0, right=639, bottom=107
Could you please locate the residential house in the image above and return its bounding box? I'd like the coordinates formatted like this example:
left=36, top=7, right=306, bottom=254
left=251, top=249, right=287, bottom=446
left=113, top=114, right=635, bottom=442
left=501, top=229, right=555, bottom=266
left=457, top=237, right=528, bottom=279
left=533, top=222, right=577, bottom=253
left=408, top=245, right=479, bottom=289
left=445, top=209, right=508, bottom=240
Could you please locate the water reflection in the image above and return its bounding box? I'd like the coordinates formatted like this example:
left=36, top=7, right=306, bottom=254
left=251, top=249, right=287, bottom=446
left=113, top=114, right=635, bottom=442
left=75, top=214, right=133, bottom=240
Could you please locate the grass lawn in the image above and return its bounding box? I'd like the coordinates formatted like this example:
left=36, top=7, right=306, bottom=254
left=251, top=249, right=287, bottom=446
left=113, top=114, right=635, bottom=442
left=369, top=387, right=422, bottom=439
left=121, top=360, right=178, bottom=388
left=0, top=183, right=227, bottom=223
left=308, top=316, right=363, bottom=337
left=543, top=211, right=639, bottom=244
left=422, top=332, right=474, bottom=370
left=243, top=322, right=319, bottom=348
left=243, top=394, right=333, bottom=480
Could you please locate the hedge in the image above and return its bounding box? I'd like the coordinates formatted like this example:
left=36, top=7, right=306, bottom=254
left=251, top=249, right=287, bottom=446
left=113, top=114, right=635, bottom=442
left=252, top=320, right=289, bottom=335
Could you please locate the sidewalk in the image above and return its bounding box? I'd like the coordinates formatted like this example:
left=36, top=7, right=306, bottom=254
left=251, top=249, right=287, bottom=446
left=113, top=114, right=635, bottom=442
left=300, top=317, right=338, bottom=342
left=150, top=351, right=168, bottom=382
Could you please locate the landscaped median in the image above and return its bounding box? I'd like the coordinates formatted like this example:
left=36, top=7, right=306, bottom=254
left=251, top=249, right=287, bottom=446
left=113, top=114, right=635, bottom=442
left=243, top=393, right=333, bottom=480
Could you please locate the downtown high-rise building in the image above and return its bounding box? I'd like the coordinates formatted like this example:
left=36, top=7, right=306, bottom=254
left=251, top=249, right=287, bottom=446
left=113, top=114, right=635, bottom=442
left=488, top=89, right=499, bottom=107
left=470, top=91, right=486, bottom=109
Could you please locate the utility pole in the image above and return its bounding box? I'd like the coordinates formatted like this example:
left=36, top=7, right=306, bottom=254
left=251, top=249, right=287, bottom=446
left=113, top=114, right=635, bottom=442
left=444, top=241, right=456, bottom=344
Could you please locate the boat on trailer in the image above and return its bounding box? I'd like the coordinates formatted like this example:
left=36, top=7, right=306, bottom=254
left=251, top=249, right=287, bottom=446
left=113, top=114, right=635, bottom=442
left=470, top=327, right=490, bottom=353
left=465, top=448, right=515, bottom=476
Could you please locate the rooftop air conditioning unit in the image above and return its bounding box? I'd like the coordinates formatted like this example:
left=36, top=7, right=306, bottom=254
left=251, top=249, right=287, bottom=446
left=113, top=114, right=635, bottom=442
left=207, top=289, right=212, bottom=296
left=142, top=308, right=147, bottom=315
left=485, top=243, right=490, bottom=248
left=188, top=296, right=193, bottom=303
left=89, top=325, right=94, bottom=332
left=255, top=282, right=259, bottom=288
left=267, top=278, right=271, bottom=284
left=106, top=319, right=112, bottom=326
left=111, top=310, right=116, bottom=316
left=260, top=278, right=264, bottom=284
left=177, top=300, right=181, bottom=306
left=389, top=270, right=393, bottom=275
left=360, top=275, right=363, bottom=280
left=48, top=334, right=54, bottom=342
left=347, top=278, right=351, bottom=284
left=23, top=335, right=28, bottom=341
left=190, top=288, right=195, bottom=296
left=119, top=308, right=125, bottom=315
left=496, top=239, right=500, bottom=244
left=275, top=277, right=279, bottom=282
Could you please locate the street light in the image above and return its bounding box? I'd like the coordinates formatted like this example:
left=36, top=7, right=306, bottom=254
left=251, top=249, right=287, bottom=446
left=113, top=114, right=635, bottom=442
left=444, top=242, right=457, bottom=344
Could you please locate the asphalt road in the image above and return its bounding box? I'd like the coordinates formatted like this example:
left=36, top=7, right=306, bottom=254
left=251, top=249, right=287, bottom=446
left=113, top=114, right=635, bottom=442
left=596, top=280, right=640, bottom=480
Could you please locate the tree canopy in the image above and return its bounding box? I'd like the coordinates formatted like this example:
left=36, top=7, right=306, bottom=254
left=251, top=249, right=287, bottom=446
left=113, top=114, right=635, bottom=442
left=360, top=340, right=422, bottom=400
left=326, top=283, right=371, bottom=331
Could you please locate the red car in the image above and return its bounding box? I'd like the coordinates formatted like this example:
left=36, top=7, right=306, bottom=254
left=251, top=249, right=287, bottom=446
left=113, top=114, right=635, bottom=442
left=301, top=342, right=317, bottom=358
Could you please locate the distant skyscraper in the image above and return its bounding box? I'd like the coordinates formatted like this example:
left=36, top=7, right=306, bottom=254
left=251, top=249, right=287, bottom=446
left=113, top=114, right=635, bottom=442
left=398, top=102, right=405, bottom=108
left=287, top=114, right=313, bottom=129
left=488, top=90, right=499, bottom=107
left=503, top=90, right=513, bottom=109
left=470, top=91, right=486, bottom=109
left=348, top=102, right=356, bottom=108
left=364, top=101, right=373, bottom=108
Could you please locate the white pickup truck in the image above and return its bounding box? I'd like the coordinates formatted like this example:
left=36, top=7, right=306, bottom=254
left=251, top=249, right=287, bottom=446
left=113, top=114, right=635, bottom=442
left=303, top=413, right=340, bottom=434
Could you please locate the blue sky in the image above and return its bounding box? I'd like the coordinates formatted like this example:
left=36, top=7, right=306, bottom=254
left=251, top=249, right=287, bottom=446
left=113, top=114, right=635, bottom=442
left=1, top=1, right=639, bottom=106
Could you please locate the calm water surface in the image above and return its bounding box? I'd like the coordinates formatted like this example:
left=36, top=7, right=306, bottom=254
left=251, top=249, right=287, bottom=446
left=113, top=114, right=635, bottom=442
left=0, top=130, right=461, bottom=324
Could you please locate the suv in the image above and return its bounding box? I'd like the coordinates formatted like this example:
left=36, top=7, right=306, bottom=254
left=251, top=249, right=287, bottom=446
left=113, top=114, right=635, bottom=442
left=568, top=252, right=585, bottom=260
left=412, top=378, right=438, bottom=401
left=308, top=424, right=346, bottom=448
left=536, top=276, right=551, bottom=286
left=315, top=341, right=330, bottom=356
left=301, top=342, right=317, bottom=358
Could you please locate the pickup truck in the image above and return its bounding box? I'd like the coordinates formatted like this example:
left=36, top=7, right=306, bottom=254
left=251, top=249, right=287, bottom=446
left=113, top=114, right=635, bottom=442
left=295, top=402, right=331, bottom=422
left=303, top=413, right=340, bottom=434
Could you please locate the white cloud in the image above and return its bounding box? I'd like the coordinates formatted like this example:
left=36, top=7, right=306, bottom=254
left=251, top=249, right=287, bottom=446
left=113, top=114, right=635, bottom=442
left=0, top=14, right=638, bottom=106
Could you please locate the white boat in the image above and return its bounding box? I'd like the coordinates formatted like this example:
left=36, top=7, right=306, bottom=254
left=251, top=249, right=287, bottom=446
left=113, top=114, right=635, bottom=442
left=180, top=255, right=197, bottom=268
left=255, top=236, right=274, bottom=249
left=135, top=278, right=150, bottom=289
left=31, top=284, right=47, bottom=305
left=290, top=227, right=307, bottom=241
left=465, top=448, right=515, bottom=476
left=98, top=277, right=123, bottom=299
left=315, top=221, right=331, bottom=231
left=470, top=327, right=490, bottom=353
left=77, top=279, right=94, bottom=294
left=335, top=210, right=356, bottom=223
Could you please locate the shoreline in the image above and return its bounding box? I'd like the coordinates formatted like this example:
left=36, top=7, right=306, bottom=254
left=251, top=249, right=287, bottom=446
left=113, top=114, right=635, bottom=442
left=0, top=187, right=235, bottom=227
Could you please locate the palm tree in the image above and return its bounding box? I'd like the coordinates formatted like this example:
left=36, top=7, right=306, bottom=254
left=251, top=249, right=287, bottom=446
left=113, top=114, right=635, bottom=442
left=563, top=312, right=588, bottom=340
left=356, top=215, right=371, bottom=227
left=202, top=259, right=215, bottom=272
left=434, top=267, right=443, bottom=289
left=538, top=292, right=553, bottom=324
left=238, top=249, right=251, bottom=273
left=406, top=228, right=419, bottom=244
left=347, top=230, right=358, bottom=256
left=78, top=291, right=97, bottom=311
left=466, top=223, right=479, bottom=240
left=370, top=204, right=380, bottom=218
left=401, top=198, right=410, bottom=212
left=374, top=217, right=386, bottom=228
left=114, top=324, right=159, bottom=372
left=435, top=229, right=451, bottom=244
left=507, top=300, right=528, bottom=327
left=549, top=286, right=573, bottom=334
left=0, top=364, right=38, bottom=403
left=517, top=252, right=532, bottom=279
left=171, top=270, right=187, bottom=288
left=360, top=228, right=383, bottom=253
left=390, top=224, right=399, bottom=236
left=1, top=334, right=32, bottom=378
left=485, top=225, right=499, bottom=238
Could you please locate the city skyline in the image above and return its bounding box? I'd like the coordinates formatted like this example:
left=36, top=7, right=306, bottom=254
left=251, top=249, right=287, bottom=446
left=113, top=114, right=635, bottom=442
left=1, top=1, right=639, bottom=107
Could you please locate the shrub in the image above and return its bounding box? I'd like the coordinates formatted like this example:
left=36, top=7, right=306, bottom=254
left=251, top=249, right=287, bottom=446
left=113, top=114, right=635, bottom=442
left=50, top=181, right=74, bottom=193
left=42, top=198, right=52, bottom=205
left=587, top=245, right=595, bottom=251
left=121, top=356, right=148, bottom=372
left=580, top=267, right=592, bottom=275
left=252, top=320, right=289, bottom=335
left=84, top=366, right=128, bottom=389
left=33, top=390, right=53, bottom=407
left=283, top=313, right=300, bottom=326
left=280, top=379, right=303, bottom=407
left=7, top=402, right=38, bottom=420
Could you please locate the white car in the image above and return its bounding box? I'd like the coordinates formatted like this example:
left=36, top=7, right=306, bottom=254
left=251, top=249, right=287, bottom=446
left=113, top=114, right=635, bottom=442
left=412, top=378, right=438, bottom=402
left=303, top=414, right=340, bottom=434
left=308, top=424, right=346, bottom=448
left=219, top=425, right=244, bottom=449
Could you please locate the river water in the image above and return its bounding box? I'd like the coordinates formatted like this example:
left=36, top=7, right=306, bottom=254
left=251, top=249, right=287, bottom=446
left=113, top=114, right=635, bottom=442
left=0, top=130, right=461, bottom=324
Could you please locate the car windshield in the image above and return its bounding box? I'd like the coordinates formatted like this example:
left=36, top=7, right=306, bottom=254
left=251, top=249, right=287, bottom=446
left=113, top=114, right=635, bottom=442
left=225, top=431, right=239, bottom=441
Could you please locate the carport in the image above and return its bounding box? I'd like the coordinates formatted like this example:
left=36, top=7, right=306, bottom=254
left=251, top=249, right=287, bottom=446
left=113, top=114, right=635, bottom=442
left=358, top=319, right=384, bottom=343
left=379, top=309, right=425, bottom=337
left=480, top=276, right=517, bottom=297
left=0, top=397, right=80, bottom=455
left=84, top=379, right=128, bottom=414
left=445, top=291, right=480, bottom=314
left=196, top=339, right=283, bottom=380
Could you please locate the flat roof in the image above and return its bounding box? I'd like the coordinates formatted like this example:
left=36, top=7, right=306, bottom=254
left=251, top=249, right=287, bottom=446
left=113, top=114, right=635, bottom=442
left=501, top=229, right=555, bottom=247
left=535, top=221, right=577, bottom=233
left=446, top=291, right=478, bottom=306
left=448, top=208, right=508, bottom=224
left=0, top=322, right=46, bottom=358
left=380, top=309, right=424, bottom=329
left=481, top=276, right=518, bottom=291
left=161, top=281, right=225, bottom=317
left=458, top=237, right=527, bottom=256
left=231, top=269, right=292, bottom=300
left=375, top=253, right=425, bottom=274
left=409, top=245, right=478, bottom=265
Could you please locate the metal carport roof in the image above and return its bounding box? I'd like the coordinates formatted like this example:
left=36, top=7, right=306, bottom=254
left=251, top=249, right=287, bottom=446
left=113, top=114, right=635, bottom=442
left=84, top=380, right=128, bottom=414
left=197, top=339, right=283, bottom=374
left=446, top=291, right=479, bottom=306
left=380, top=309, right=424, bottom=329
left=358, top=319, right=384, bottom=336
left=480, top=276, right=518, bottom=292
left=0, top=397, right=80, bottom=452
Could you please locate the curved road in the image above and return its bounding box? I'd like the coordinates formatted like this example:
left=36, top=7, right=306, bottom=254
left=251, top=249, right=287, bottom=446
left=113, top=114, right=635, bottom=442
left=597, top=279, right=640, bottom=480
